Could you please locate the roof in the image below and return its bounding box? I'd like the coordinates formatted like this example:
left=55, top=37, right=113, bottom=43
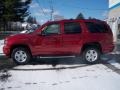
left=46, top=19, right=104, bottom=24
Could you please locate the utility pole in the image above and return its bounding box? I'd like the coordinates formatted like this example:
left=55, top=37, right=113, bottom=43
left=49, top=0, right=54, bottom=21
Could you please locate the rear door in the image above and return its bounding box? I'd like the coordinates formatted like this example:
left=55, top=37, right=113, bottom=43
left=62, top=21, right=83, bottom=55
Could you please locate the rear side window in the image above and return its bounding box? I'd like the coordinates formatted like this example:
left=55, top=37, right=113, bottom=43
left=64, top=22, right=82, bottom=34
left=86, top=22, right=109, bottom=33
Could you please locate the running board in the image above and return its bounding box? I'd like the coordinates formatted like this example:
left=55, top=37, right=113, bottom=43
left=36, top=56, right=75, bottom=59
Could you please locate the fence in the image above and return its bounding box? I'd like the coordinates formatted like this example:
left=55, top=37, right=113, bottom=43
left=0, top=22, right=23, bottom=40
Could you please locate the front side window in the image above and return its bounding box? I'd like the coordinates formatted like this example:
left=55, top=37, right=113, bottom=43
left=64, top=22, right=82, bottom=34
left=42, top=24, right=60, bottom=35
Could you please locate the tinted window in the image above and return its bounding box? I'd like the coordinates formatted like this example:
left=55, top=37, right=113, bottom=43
left=64, top=22, right=82, bottom=34
left=86, top=22, right=109, bottom=33
left=43, top=24, right=60, bottom=35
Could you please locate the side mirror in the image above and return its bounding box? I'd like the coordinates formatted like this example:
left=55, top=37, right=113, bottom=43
left=41, top=30, right=46, bottom=35
left=37, top=31, right=46, bottom=36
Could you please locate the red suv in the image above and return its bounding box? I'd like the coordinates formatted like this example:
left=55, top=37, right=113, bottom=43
left=3, top=19, right=114, bottom=65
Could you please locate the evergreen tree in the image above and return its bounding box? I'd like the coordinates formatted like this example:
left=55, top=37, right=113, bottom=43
left=27, top=16, right=37, bottom=24
left=0, top=0, right=31, bottom=22
left=76, top=13, right=85, bottom=19
left=0, top=0, right=31, bottom=31
left=88, top=17, right=92, bottom=19
left=33, top=17, right=37, bottom=24
left=27, top=16, right=32, bottom=23
left=13, top=0, right=31, bottom=22
left=0, top=1, right=4, bottom=20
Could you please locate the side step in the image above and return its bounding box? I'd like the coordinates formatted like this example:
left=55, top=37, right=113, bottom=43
left=36, top=56, right=75, bottom=59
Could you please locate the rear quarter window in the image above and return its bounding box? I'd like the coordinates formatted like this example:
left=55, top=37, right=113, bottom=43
left=86, top=22, right=109, bottom=33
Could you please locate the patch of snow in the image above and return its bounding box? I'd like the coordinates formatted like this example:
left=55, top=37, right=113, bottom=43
left=108, top=60, right=120, bottom=69
left=0, top=40, right=4, bottom=54
left=0, top=40, right=4, bottom=45
left=13, top=64, right=86, bottom=70
left=1, top=64, right=120, bottom=90
left=110, top=51, right=120, bottom=54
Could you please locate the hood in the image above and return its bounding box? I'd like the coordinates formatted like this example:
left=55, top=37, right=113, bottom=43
left=10, top=33, right=30, bottom=38
left=6, top=33, right=32, bottom=42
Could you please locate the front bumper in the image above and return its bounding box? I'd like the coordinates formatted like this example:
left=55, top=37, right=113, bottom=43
left=3, top=45, right=11, bottom=57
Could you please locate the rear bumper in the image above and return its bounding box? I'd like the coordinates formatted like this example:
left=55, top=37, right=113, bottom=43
left=102, top=44, right=115, bottom=53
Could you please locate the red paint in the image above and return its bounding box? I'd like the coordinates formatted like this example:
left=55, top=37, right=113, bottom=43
left=3, top=19, right=114, bottom=57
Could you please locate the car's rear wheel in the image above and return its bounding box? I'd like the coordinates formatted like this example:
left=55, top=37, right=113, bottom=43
left=82, top=47, right=101, bottom=64
left=11, top=47, right=31, bottom=65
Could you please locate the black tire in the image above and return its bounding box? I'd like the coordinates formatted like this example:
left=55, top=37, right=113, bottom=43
left=82, top=47, right=101, bottom=64
left=11, top=47, right=31, bottom=65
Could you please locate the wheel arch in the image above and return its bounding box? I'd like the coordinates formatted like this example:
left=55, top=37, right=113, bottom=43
left=10, top=44, right=32, bottom=58
left=81, top=42, right=102, bottom=54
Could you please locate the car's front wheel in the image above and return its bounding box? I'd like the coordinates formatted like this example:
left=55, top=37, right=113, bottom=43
left=11, top=47, right=31, bottom=65
left=82, top=47, right=101, bottom=64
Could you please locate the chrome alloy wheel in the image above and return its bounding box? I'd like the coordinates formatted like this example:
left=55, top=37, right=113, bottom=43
left=85, top=50, right=98, bottom=62
left=14, top=50, right=27, bottom=63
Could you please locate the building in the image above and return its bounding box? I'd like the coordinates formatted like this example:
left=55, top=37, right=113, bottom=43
left=108, top=0, right=120, bottom=43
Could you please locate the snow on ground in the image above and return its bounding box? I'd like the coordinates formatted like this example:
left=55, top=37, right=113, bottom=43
left=1, top=64, right=120, bottom=90
left=1, top=39, right=120, bottom=90
left=0, top=40, right=4, bottom=54
left=13, top=64, right=87, bottom=70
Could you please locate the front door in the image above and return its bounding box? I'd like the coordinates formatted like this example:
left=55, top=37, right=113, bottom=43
left=34, top=23, right=62, bottom=55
